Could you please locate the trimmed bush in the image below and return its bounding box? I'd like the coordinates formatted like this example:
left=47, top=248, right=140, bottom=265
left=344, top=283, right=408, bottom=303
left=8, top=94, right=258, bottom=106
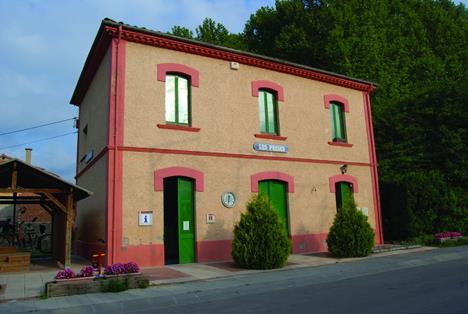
left=326, top=199, right=375, bottom=257
left=231, top=194, right=291, bottom=269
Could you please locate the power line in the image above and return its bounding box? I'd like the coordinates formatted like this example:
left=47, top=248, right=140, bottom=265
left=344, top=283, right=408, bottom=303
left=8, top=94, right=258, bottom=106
left=0, top=117, right=77, bottom=136
left=0, top=131, right=78, bottom=150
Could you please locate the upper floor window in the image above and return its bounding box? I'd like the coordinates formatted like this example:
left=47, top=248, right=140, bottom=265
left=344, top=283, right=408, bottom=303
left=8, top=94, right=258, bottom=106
left=165, top=74, right=190, bottom=125
left=330, top=101, right=347, bottom=142
left=258, top=89, right=279, bottom=135
left=324, top=94, right=351, bottom=146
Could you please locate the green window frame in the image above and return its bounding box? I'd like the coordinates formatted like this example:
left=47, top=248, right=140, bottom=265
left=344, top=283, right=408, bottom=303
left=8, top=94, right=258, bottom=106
left=258, top=90, right=279, bottom=135
left=165, top=74, right=191, bottom=125
left=330, top=101, right=347, bottom=142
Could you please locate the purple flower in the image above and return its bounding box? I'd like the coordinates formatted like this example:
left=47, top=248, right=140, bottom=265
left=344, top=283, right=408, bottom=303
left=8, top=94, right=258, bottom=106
left=124, top=262, right=140, bottom=273
left=55, top=268, right=76, bottom=279
left=79, top=266, right=94, bottom=277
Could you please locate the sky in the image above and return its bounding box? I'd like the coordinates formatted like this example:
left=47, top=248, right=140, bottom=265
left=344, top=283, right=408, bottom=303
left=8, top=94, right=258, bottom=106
left=0, top=0, right=275, bottom=182
left=0, top=0, right=466, bottom=183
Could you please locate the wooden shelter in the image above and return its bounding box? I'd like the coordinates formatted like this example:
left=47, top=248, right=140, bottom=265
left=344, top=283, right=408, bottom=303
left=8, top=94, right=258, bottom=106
left=0, top=156, right=92, bottom=267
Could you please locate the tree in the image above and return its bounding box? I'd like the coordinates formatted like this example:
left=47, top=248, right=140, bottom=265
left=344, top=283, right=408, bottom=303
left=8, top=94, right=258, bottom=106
left=326, top=199, right=375, bottom=257
left=170, top=26, right=194, bottom=39
left=232, top=194, right=291, bottom=269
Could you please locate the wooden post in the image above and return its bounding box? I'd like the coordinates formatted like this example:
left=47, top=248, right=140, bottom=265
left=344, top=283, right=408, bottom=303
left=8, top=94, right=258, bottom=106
left=65, top=189, right=74, bottom=267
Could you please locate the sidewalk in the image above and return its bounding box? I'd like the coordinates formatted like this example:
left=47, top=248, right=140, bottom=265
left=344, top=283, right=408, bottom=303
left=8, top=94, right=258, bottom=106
left=0, top=246, right=434, bottom=302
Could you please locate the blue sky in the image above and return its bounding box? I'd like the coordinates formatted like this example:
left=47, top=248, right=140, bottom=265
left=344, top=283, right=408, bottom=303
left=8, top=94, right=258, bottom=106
left=0, top=0, right=466, bottom=183
left=0, top=0, right=275, bottom=182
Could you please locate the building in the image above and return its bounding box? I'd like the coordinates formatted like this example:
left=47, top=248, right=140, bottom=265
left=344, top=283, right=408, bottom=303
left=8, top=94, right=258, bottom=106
left=71, top=18, right=382, bottom=267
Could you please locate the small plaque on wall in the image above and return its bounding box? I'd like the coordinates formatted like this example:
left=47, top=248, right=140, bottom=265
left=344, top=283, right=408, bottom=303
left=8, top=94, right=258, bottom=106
left=139, top=211, right=153, bottom=226
left=206, top=213, right=216, bottom=224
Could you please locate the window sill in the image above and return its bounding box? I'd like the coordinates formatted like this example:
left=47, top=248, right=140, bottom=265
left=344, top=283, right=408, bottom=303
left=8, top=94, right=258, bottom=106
left=328, top=141, right=353, bottom=147
left=157, top=124, right=201, bottom=132
left=254, top=134, right=287, bottom=141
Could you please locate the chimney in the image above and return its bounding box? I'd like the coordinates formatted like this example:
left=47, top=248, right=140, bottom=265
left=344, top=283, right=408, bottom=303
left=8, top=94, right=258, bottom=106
left=25, top=148, right=32, bottom=164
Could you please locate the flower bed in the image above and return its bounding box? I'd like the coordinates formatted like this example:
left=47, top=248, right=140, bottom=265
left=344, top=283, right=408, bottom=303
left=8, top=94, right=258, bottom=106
left=435, top=231, right=463, bottom=242
left=46, top=262, right=148, bottom=297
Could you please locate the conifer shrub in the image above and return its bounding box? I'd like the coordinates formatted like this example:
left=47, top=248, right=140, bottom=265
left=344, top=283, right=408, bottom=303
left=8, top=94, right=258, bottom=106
left=231, top=194, right=291, bottom=269
left=326, top=199, right=375, bottom=257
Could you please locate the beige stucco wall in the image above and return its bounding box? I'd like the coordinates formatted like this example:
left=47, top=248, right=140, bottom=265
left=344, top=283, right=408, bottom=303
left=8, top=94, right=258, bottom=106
left=120, top=152, right=375, bottom=245
left=123, top=42, right=370, bottom=164
left=75, top=156, right=107, bottom=244
left=77, top=48, right=110, bottom=174
left=75, top=47, right=111, bottom=245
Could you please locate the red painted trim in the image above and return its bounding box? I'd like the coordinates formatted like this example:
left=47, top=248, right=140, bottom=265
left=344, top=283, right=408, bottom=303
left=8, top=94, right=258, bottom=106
left=70, top=25, right=374, bottom=106
left=328, top=141, right=353, bottom=147
left=75, top=146, right=109, bottom=179
left=291, top=233, right=328, bottom=253
left=324, top=94, right=350, bottom=113
left=363, top=92, right=383, bottom=244
left=329, top=174, right=359, bottom=193
left=157, top=63, right=199, bottom=87
left=154, top=166, right=204, bottom=192
left=251, top=80, right=285, bottom=101
left=197, top=239, right=232, bottom=263
left=120, top=146, right=371, bottom=167
left=254, top=133, right=287, bottom=141
left=251, top=171, right=295, bottom=193
left=157, top=124, right=201, bottom=132
left=106, top=35, right=126, bottom=265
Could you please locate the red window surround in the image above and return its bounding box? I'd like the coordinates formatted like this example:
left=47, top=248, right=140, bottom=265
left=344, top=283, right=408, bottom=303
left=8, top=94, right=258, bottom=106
left=324, top=94, right=349, bottom=112
left=329, top=174, right=359, bottom=193
left=251, top=80, right=284, bottom=101
left=250, top=171, right=295, bottom=193
left=154, top=166, right=204, bottom=192
left=157, top=63, right=199, bottom=87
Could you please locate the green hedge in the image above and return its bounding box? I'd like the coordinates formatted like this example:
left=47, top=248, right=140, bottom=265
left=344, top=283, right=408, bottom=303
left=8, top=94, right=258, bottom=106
left=326, top=199, right=375, bottom=258
left=231, top=194, right=291, bottom=269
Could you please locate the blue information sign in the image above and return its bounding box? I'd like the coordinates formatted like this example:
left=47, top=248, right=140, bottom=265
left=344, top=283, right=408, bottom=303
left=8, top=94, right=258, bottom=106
left=253, top=142, right=288, bottom=153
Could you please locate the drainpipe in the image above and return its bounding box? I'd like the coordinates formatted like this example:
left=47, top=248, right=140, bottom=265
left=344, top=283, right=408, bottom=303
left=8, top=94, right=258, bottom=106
left=112, top=25, right=122, bottom=264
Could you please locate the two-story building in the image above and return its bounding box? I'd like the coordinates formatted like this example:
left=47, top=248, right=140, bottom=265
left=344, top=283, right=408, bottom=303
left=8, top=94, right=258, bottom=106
left=71, top=18, right=382, bottom=267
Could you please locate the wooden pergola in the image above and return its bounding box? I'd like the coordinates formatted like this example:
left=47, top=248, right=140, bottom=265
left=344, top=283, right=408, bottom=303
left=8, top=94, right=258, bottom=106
left=0, top=157, right=92, bottom=266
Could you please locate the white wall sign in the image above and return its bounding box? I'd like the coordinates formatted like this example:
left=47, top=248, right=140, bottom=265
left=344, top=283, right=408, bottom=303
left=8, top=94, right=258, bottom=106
left=206, top=213, right=216, bottom=224
left=253, top=142, right=288, bottom=153
left=358, top=207, right=369, bottom=217
left=139, top=211, right=153, bottom=226
left=183, top=221, right=190, bottom=231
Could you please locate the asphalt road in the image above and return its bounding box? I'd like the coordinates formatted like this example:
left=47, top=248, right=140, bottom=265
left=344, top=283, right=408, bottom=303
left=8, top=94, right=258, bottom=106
left=158, top=255, right=468, bottom=314
left=5, top=246, right=468, bottom=314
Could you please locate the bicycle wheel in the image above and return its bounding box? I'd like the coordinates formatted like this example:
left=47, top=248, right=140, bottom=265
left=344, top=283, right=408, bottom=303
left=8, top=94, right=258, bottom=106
left=39, top=234, right=52, bottom=254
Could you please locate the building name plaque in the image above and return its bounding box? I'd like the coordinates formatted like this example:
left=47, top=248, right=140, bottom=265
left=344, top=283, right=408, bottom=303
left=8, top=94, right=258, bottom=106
left=253, top=142, right=288, bottom=153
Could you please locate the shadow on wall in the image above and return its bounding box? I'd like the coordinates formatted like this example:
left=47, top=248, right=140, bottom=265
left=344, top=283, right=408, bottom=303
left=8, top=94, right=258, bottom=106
left=199, top=217, right=232, bottom=262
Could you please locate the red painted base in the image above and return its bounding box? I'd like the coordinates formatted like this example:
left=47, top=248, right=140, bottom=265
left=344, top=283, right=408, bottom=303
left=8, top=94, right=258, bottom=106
left=197, top=240, right=233, bottom=262
left=291, top=233, right=328, bottom=253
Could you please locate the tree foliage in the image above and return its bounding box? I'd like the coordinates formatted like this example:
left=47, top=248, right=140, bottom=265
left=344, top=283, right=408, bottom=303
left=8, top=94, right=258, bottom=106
left=170, top=1, right=468, bottom=239
left=326, top=199, right=375, bottom=257
left=232, top=194, right=291, bottom=269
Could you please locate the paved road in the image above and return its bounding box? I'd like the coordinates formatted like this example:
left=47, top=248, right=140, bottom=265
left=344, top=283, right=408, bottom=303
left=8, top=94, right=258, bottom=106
left=2, top=246, right=468, bottom=313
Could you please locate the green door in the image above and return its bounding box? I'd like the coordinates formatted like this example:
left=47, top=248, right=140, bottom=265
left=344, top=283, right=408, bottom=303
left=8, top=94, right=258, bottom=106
left=177, top=178, right=195, bottom=264
left=336, top=182, right=352, bottom=210
left=258, top=180, right=289, bottom=235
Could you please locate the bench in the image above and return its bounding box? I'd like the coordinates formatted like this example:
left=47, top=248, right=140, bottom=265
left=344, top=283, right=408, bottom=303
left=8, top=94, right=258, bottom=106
left=0, top=247, right=30, bottom=272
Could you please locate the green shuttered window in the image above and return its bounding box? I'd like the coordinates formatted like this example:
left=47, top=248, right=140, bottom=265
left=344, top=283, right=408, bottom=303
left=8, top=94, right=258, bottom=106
left=258, top=90, right=279, bottom=135
left=165, top=74, right=190, bottom=125
left=330, top=102, right=347, bottom=142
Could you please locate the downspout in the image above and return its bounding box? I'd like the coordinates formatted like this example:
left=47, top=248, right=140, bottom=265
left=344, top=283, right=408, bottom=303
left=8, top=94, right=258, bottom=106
left=112, top=25, right=122, bottom=263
